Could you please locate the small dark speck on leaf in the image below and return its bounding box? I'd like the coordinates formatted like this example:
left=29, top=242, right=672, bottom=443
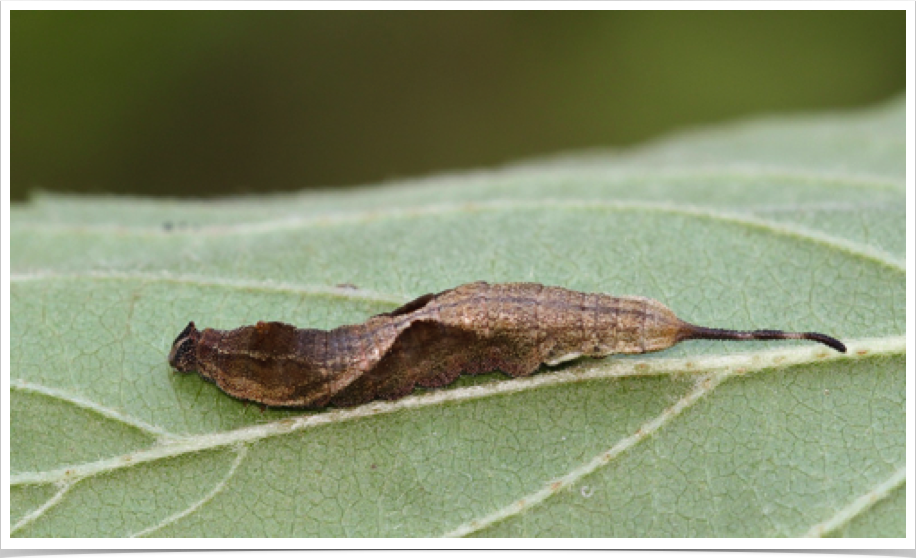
left=163, top=220, right=195, bottom=232
left=336, top=283, right=359, bottom=290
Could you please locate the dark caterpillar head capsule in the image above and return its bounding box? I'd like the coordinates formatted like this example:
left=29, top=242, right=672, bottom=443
left=168, top=321, right=201, bottom=373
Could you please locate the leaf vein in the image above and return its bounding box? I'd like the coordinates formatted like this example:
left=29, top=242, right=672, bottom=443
left=441, top=370, right=730, bottom=537
left=129, top=444, right=249, bottom=538
left=800, top=466, right=906, bottom=537
left=10, top=272, right=410, bottom=305
left=11, top=378, right=178, bottom=441
left=11, top=480, right=78, bottom=535
left=11, top=201, right=903, bottom=272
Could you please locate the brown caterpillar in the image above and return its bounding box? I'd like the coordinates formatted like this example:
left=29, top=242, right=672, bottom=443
left=168, top=281, right=846, bottom=408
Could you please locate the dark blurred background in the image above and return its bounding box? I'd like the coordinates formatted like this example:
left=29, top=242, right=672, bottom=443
left=12, top=10, right=905, bottom=201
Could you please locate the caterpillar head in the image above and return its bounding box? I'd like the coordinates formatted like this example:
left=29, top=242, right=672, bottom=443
left=168, top=321, right=201, bottom=373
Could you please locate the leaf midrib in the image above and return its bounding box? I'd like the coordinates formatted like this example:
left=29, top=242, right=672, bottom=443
left=10, top=336, right=904, bottom=488
left=12, top=341, right=905, bottom=539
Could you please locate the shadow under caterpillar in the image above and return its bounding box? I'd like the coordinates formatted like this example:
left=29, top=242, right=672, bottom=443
left=168, top=281, right=846, bottom=408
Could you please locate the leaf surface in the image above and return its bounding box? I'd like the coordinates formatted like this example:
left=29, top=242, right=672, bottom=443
left=10, top=97, right=905, bottom=538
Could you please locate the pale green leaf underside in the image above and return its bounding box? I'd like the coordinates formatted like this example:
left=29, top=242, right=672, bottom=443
left=10, top=96, right=905, bottom=538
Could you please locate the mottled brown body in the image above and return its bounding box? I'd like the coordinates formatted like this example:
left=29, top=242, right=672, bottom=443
left=168, top=281, right=845, bottom=407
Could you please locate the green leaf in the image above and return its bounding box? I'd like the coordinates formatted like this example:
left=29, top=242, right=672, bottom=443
left=10, top=96, right=905, bottom=538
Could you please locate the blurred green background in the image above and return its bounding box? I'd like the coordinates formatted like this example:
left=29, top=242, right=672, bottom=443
left=12, top=10, right=905, bottom=201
